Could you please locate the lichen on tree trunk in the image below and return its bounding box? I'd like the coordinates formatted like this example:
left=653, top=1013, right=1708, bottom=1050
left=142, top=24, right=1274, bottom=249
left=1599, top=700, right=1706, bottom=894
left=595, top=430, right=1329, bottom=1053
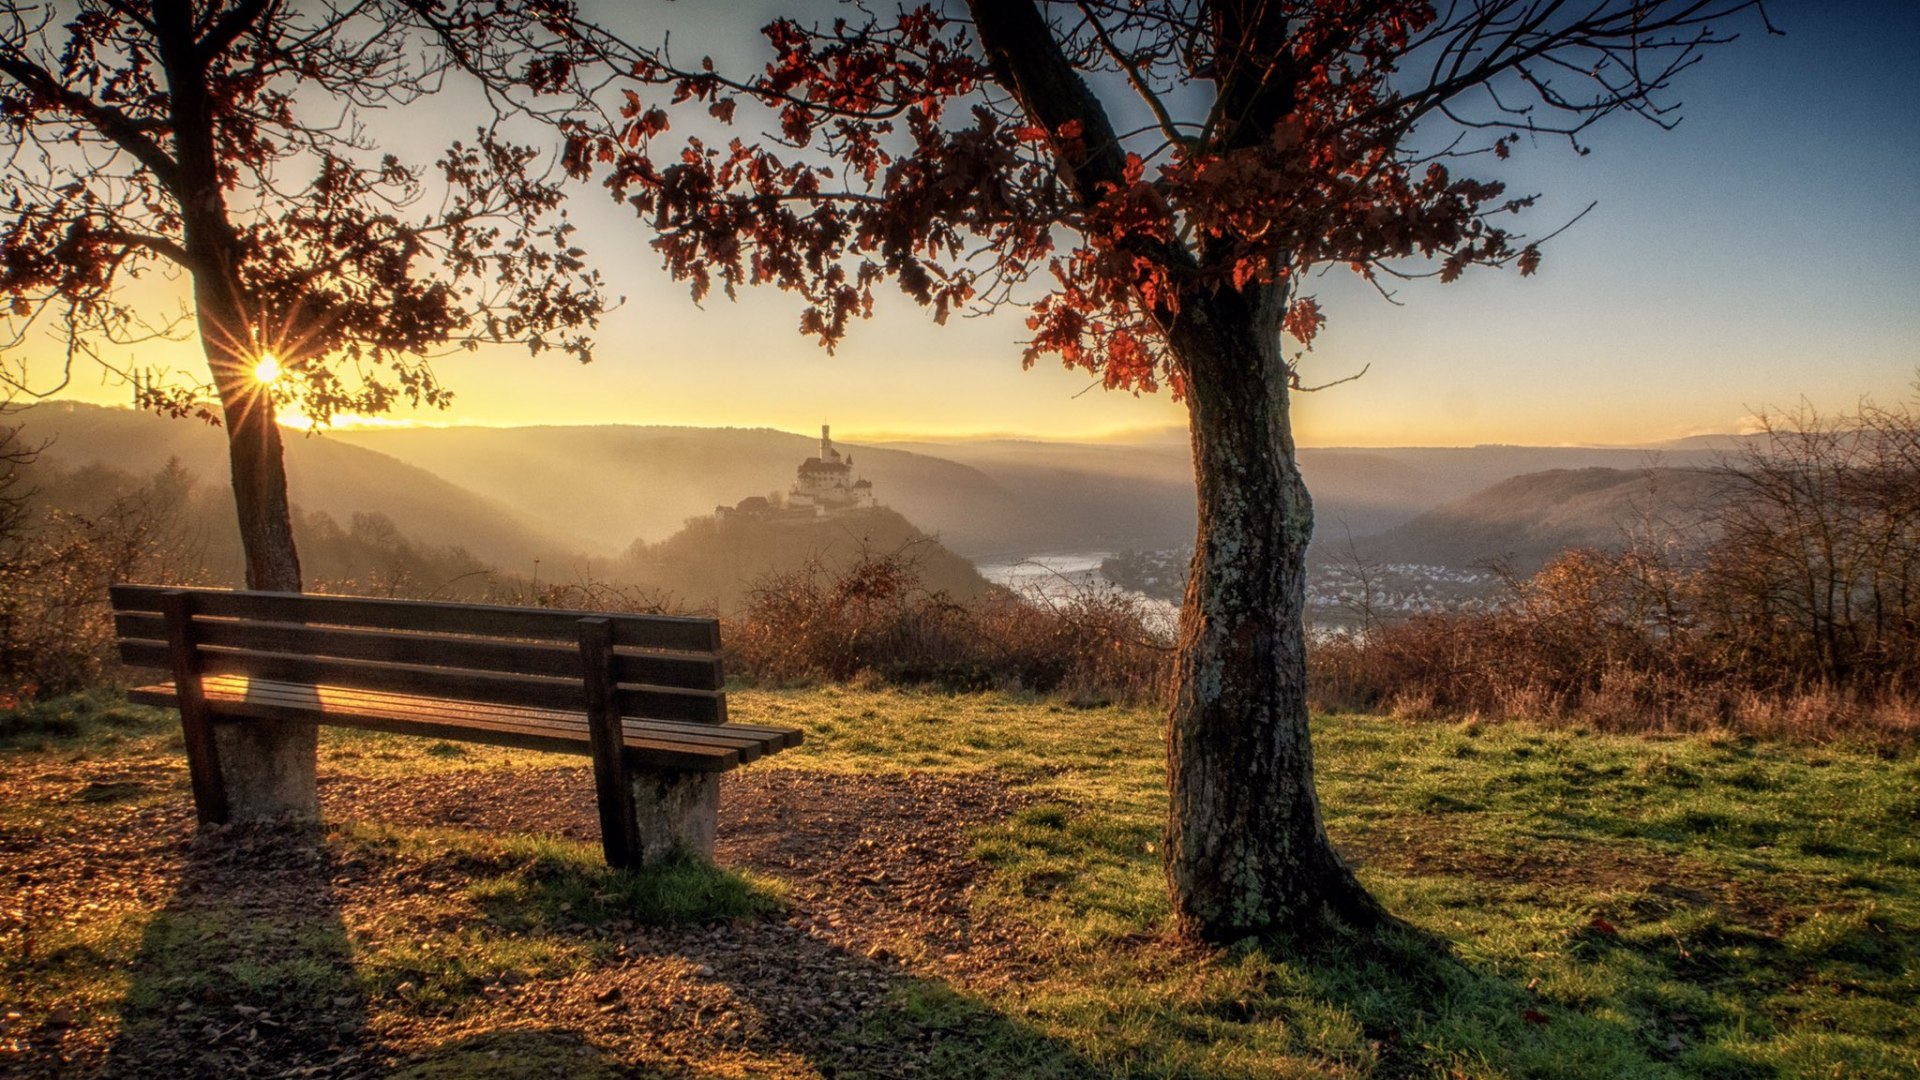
left=1163, top=282, right=1382, bottom=941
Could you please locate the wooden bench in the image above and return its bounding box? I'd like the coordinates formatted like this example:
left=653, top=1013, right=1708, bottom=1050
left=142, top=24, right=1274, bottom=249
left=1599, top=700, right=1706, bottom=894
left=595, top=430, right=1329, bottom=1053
left=109, top=584, right=800, bottom=868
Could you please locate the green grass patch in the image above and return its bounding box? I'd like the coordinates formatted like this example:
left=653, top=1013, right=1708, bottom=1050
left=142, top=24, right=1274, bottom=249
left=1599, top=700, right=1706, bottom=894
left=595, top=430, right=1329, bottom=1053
left=0, top=689, right=172, bottom=750
left=730, top=689, right=1920, bottom=1078
left=386, top=1029, right=628, bottom=1079
left=5, top=687, right=1917, bottom=1077
left=462, top=836, right=785, bottom=931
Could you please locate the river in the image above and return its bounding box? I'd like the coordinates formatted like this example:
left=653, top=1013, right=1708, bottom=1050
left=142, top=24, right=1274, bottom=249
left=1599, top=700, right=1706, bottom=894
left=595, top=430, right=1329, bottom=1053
left=971, top=551, right=1180, bottom=637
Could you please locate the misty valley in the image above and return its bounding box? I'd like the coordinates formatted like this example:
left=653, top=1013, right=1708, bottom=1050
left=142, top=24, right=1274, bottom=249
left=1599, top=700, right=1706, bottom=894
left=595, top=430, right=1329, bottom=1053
left=7, top=401, right=1734, bottom=621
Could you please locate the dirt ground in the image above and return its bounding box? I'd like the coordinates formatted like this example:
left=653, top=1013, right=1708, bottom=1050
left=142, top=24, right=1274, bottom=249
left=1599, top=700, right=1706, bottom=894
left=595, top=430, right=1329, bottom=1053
left=3, top=760, right=1045, bottom=1078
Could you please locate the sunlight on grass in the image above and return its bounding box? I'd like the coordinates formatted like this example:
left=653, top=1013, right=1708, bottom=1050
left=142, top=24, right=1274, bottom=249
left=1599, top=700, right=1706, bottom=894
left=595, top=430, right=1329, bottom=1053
left=5, top=687, right=1915, bottom=1077
left=727, top=687, right=1920, bottom=1078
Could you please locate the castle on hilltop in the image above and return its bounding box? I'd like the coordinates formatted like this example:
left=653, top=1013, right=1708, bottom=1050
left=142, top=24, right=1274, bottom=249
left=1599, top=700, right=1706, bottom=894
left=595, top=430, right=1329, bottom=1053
left=715, top=425, right=876, bottom=522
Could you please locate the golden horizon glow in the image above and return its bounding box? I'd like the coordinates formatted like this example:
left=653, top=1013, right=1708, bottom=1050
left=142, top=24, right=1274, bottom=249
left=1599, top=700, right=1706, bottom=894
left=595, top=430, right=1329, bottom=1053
left=275, top=408, right=446, bottom=432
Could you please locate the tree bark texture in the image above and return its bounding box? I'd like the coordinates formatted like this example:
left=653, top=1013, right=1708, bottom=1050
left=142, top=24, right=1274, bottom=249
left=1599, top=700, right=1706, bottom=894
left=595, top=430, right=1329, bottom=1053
left=1163, top=283, right=1381, bottom=941
left=160, top=0, right=316, bottom=820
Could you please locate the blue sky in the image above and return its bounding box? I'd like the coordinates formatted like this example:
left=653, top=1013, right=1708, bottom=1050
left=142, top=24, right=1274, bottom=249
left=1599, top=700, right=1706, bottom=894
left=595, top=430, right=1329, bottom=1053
left=38, top=1, right=1920, bottom=445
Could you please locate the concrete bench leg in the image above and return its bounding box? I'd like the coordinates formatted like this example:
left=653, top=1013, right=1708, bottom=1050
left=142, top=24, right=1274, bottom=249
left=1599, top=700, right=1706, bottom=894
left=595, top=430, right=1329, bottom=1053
left=165, top=589, right=318, bottom=824
left=630, top=771, right=720, bottom=865
left=215, top=721, right=320, bottom=822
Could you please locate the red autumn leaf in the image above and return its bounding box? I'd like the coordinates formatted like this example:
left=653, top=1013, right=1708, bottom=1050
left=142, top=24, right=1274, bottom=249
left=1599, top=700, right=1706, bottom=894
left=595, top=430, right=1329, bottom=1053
left=1522, top=1009, right=1551, bottom=1026
left=1587, top=916, right=1619, bottom=936
left=1283, top=296, right=1325, bottom=347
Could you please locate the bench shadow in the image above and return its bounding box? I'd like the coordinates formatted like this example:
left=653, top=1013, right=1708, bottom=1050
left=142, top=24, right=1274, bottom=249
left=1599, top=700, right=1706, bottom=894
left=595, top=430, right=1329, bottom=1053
left=99, top=823, right=373, bottom=1079
left=714, top=941, right=1109, bottom=1079
left=456, top=853, right=1114, bottom=1079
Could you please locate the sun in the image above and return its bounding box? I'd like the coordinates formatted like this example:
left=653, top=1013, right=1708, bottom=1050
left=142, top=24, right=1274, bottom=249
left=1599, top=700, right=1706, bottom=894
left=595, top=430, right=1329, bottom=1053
left=253, top=353, right=283, bottom=385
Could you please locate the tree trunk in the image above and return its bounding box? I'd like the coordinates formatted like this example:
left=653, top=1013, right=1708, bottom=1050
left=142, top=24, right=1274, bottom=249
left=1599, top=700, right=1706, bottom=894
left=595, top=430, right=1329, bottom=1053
left=199, top=297, right=304, bottom=595
left=189, top=280, right=319, bottom=821
left=1163, top=282, right=1382, bottom=941
left=160, top=0, right=316, bottom=821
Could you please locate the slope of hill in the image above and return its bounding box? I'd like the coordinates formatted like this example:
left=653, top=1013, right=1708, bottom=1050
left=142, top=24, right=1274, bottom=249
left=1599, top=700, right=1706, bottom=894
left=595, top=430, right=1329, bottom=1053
left=873, top=437, right=1197, bottom=556
left=333, top=422, right=1737, bottom=565
left=1359, top=467, right=1726, bottom=572
left=12, top=403, right=582, bottom=573
left=333, top=425, right=1030, bottom=557
left=881, top=439, right=1727, bottom=548
left=12, top=406, right=1758, bottom=599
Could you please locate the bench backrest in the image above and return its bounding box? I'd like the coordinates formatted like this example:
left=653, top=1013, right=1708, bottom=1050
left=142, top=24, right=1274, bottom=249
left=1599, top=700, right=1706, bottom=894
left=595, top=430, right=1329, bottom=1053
left=110, top=584, right=726, bottom=724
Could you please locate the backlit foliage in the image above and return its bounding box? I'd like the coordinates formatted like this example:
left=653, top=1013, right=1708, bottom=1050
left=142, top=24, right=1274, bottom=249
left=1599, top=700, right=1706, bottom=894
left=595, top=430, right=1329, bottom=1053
left=0, top=0, right=607, bottom=424
left=568, top=0, right=1761, bottom=395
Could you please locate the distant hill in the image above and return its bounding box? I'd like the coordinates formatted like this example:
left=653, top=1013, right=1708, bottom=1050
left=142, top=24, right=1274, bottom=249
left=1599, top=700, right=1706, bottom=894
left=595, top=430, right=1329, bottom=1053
left=1357, top=467, right=1727, bottom=573
left=615, top=506, right=992, bottom=614
left=12, top=403, right=582, bottom=574
left=873, top=437, right=1197, bottom=556
left=13, top=406, right=1757, bottom=591
left=875, top=438, right=1729, bottom=551
left=333, top=425, right=1029, bottom=557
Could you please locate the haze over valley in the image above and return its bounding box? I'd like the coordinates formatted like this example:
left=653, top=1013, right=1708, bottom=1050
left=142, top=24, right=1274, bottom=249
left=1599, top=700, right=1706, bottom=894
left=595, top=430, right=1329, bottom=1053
left=11, top=403, right=1746, bottom=617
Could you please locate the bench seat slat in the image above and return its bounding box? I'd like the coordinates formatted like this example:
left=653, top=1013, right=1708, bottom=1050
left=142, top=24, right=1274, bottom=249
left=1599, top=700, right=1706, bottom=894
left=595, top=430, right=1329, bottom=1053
left=150, top=675, right=785, bottom=754
left=127, top=678, right=792, bottom=771
left=216, top=681, right=793, bottom=750
left=216, top=681, right=772, bottom=762
left=111, top=584, right=720, bottom=652
left=137, top=676, right=792, bottom=756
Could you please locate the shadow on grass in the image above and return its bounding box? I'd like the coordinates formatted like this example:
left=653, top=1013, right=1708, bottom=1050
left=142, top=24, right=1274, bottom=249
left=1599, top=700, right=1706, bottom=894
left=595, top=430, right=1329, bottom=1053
left=447, top=833, right=1110, bottom=1078
left=1268, top=916, right=1783, bottom=1080
left=100, top=823, right=371, bottom=1079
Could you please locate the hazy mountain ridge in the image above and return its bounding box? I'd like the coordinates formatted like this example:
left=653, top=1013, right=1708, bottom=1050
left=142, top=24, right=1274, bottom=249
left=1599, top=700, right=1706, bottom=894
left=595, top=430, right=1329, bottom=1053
left=18, top=406, right=1748, bottom=581
left=1356, top=466, right=1727, bottom=573
left=333, top=425, right=1024, bottom=556
left=14, top=403, right=583, bottom=574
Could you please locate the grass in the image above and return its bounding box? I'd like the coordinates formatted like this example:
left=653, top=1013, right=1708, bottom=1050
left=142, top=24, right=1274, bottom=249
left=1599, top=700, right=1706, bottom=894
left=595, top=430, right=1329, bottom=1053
left=747, top=686, right=1918, bottom=1078
left=3, top=686, right=1916, bottom=1078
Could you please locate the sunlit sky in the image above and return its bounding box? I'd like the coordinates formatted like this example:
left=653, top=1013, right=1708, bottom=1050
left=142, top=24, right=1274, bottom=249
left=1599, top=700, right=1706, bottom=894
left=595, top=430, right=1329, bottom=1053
left=27, top=2, right=1920, bottom=446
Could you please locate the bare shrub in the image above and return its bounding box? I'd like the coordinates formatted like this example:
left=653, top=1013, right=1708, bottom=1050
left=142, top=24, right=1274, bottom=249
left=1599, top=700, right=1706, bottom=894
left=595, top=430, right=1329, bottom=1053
left=0, top=452, right=205, bottom=704
left=1309, top=390, right=1920, bottom=744
left=728, top=543, right=1171, bottom=701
